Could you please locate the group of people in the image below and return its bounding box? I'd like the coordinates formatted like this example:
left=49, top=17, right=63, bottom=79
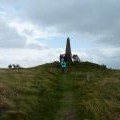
left=72, top=54, right=80, bottom=62
left=8, top=64, right=21, bottom=69
left=59, top=54, right=80, bottom=73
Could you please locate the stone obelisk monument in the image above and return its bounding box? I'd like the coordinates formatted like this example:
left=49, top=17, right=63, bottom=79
left=65, top=37, right=72, bottom=62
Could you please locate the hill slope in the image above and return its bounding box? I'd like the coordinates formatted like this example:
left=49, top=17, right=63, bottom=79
left=0, top=62, right=120, bottom=120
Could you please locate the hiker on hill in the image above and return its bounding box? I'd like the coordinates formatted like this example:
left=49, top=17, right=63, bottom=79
left=8, top=64, right=12, bottom=69
left=61, top=61, right=67, bottom=73
left=60, top=54, right=62, bottom=62
left=60, top=54, right=64, bottom=63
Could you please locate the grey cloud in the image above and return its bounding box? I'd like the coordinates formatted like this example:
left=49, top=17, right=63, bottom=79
left=78, top=47, right=120, bottom=69
left=22, top=0, right=119, bottom=29
left=1, top=0, right=120, bottom=47
left=0, top=7, right=3, bottom=11
left=26, top=43, right=48, bottom=50
left=22, top=29, right=34, bottom=36
left=0, top=21, right=26, bottom=48
left=19, top=0, right=120, bottom=46
left=97, top=34, right=120, bottom=47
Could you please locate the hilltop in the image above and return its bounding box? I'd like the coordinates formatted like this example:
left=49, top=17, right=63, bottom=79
left=0, top=62, right=120, bottom=120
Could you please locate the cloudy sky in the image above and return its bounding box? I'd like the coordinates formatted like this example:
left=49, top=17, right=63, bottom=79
left=0, top=0, right=120, bottom=68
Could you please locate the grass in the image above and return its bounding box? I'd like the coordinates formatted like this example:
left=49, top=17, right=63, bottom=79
left=0, top=61, right=119, bottom=120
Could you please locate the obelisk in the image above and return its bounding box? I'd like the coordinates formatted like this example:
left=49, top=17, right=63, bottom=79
left=65, top=37, right=72, bottom=62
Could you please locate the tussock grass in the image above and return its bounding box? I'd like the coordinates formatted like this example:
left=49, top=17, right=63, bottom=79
left=0, top=61, right=119, bottom=120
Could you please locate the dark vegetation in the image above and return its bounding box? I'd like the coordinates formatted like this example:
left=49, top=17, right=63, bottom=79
left=0, top=61, right=120, bottom=120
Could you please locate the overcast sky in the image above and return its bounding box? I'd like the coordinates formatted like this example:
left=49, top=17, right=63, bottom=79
left=0, top=0, right=120, bottom=68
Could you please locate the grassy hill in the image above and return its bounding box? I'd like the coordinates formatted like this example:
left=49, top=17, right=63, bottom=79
left=0, top=62, right=120, bottom=120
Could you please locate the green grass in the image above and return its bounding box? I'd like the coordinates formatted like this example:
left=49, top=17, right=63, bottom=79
left=0, top=62, right=120, bottom=120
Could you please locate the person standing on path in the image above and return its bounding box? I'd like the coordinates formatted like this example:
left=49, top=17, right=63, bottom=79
left=61, top=61, right=67, bottom=73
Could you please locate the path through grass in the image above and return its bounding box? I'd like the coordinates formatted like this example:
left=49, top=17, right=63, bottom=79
left=55, top=73, right=77, bottom=120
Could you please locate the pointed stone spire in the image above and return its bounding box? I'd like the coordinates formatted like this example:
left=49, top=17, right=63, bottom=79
left=65, top=37, right=72, bottom=55
left=65, top=37, right=72, bottom=62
